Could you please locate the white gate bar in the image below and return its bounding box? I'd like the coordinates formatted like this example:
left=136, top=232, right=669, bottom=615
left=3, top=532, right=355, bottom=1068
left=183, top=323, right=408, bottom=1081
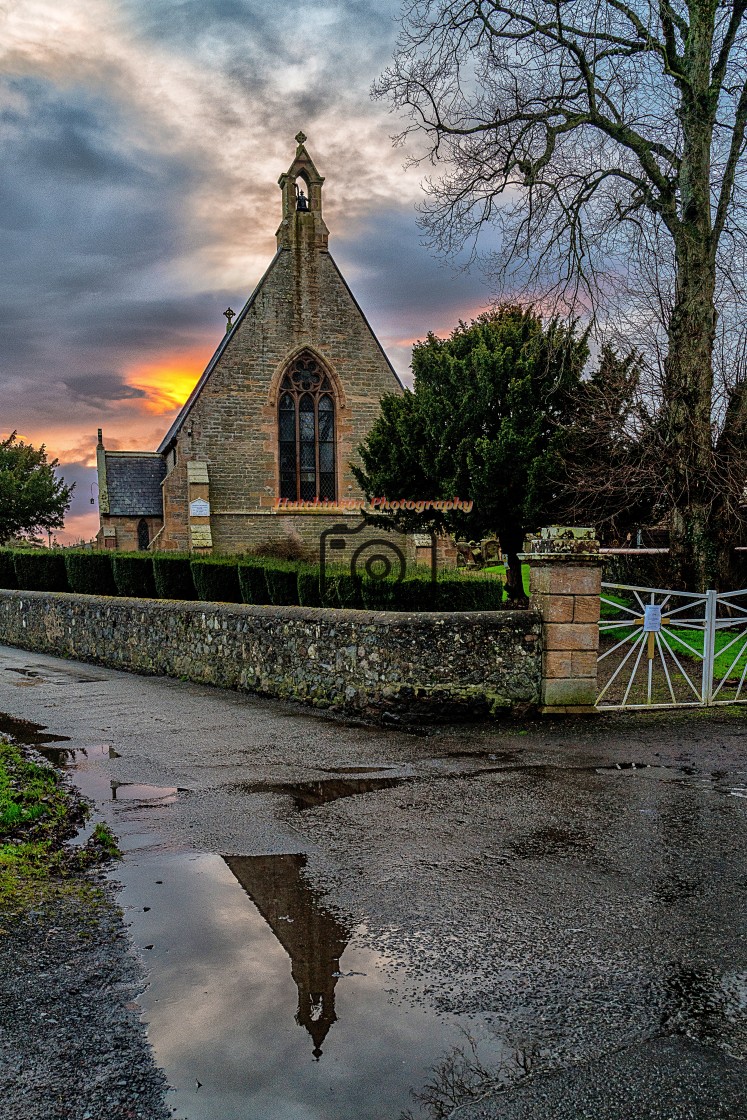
left=702, top=589, right=718, bottom=704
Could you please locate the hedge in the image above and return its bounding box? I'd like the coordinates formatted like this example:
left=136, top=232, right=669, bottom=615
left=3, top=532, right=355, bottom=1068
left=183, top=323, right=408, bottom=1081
left=152, top=555, right=196, bottom=601
left=112, top=554, right=156, bottom=598
left=435, top=572, right=504, bottom=612
left=239, top=561, right=272, bottom=605
left=0, top=547, right=510, bottom=612
left=297, top=565, right=322, bottom=607
left=13, top=551, right=69, bottom=593
left=64, top=552, right=118, bottom=597
left=0, top=550, right=17, bottom=590
left=264, top=561, right=300, bottom=606
left=190, top=558, right=242, bottom=603
left=360, top=575, right=400, bottom=611
left=396, top=573, right=437, bottom=612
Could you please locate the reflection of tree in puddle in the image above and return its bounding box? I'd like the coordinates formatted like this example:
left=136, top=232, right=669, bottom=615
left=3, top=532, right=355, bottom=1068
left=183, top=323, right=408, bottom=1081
left=399, top=1029, right=537, bottom=1120
left=662, top=964, right=747, bottom=1058
left=224, top=854, right=350, bottom=1059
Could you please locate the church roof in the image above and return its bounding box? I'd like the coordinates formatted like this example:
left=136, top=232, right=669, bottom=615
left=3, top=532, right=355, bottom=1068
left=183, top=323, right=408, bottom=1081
left=157, top=251, right=283, bottom=454
left=104, top=452, right=166, bottom=517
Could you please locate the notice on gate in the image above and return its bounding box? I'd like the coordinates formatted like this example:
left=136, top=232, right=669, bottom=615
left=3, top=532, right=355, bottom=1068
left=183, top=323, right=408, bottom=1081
left=643, top=604, right=662, bottom=632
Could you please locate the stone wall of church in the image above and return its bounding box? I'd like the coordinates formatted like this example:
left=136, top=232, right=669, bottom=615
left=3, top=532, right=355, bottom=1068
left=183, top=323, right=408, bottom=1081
left=160, top=243, right=403, bottom=554
left=95, top=515, right=164, bottom=552
left=0, top=591, right=541, bottom=720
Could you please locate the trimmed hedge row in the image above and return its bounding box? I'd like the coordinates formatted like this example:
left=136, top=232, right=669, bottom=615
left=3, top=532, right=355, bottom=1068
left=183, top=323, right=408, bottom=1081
left=0, top=548, right=507, bottom=612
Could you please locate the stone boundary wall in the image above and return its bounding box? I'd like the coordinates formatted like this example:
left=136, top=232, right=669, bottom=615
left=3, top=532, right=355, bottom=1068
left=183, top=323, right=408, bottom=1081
left=0, top=591, right=541, bottom=721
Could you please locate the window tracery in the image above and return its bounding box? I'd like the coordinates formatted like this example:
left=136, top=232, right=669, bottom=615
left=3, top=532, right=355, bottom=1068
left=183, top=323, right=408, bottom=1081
left=278, top=353, right=336, bottom=501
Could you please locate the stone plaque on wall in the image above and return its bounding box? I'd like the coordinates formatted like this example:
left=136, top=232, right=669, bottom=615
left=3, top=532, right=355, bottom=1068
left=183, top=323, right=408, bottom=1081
left=189, top=498, right=211, bottom=517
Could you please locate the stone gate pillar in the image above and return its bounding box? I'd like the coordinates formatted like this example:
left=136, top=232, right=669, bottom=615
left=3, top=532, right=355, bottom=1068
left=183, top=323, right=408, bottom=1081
left=522, top=527, right=601, bottom=714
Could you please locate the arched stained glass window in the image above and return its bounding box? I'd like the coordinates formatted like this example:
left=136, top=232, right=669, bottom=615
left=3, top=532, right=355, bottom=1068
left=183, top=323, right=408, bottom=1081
left=278, top=353, right=336, bottom=501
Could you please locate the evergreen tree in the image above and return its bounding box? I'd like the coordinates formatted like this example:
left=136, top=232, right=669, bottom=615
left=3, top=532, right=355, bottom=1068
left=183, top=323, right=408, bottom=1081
left=354, top=306, right=589, bottom=599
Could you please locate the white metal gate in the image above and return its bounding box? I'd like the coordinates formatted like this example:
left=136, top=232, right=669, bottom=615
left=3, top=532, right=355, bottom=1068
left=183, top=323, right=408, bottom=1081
left=597, top=583, right=747, bottom=710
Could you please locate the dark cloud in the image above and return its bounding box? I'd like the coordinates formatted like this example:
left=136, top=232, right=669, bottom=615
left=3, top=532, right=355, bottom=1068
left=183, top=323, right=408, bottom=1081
left=0, top=0, right=497, bottom=447
left=0, top=76, right=219, bottom=424
left=334, top=204, right=493, bottom=331
left=61, top=373, right=147, bottom=404
left=120, top=0, right=400, bottom=137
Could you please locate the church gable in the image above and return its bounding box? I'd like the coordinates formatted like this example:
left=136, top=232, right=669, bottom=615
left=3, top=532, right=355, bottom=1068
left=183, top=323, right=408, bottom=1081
left=101, top=135, right=402, bottom=554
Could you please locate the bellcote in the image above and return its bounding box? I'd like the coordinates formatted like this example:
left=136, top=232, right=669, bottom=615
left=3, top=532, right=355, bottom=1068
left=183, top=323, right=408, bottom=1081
left=276, top=132, right=329, bottom=251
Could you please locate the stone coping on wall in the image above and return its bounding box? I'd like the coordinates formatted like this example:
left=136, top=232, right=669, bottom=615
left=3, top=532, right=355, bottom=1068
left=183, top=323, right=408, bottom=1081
left=0, top=590, right=541, bottom=723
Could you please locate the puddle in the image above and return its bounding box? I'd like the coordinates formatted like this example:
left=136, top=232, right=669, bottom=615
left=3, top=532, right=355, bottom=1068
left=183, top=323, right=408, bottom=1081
left=111, top=782, right=179, bottom=803
left=32, top=741, right=507, bottom=1120
left=0, top=711, right=70, bottom=746
left=233, top=761, right=519, bottom=812
left=233, top=775, right=413, bottom=811
left=3, top=663, right=106, bottom=684
left=107, top=848, right=505, bottom=1120
left=323, top=764, right=397, bottom=774
left=7, top=719, right=506, bottom=1119
left=37, top=743, right=121, bottom=763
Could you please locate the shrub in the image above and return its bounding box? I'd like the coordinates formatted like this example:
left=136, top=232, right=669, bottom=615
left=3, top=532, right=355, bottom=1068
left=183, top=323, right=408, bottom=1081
left=64, top=552, right=118, bottom=596
left=602, top=552, right=673, bottom=588
left=0, top=550, right=17, bottom=589
left=731, top=551, right=747, bottom=591
left=190, top=558, right=242, bottom=603
left=152, top=555, right=197, bottom=600
left=264, top=561, right=300, bottom=606
left=13, top=550, right=69, bottom=593
left=239, top=560, right=272, bottom=605
left=435, top=573, right=504, bottom=612
left=297, top=565, right=322, bottom=607
left=248, top=538, right=316, bottom=563
left=112, top=554, right=156, bottom=598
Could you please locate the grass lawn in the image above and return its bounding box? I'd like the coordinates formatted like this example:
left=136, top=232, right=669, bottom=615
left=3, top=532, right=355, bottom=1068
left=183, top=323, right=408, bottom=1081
left=483, top=562, right=531, bottom=597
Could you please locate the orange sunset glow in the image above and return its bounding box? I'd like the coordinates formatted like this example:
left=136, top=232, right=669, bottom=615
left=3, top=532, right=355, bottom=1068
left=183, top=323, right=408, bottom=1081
left=124, top=348, right=210, bottom=416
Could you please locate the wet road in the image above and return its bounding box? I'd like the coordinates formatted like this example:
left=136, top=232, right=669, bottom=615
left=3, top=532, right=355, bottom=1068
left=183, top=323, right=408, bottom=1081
left=0, top=643, right=745, bottom=1119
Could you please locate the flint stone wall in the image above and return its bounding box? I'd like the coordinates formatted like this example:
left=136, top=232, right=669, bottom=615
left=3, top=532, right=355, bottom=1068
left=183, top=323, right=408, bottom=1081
left=0, top=591, right=540, bottom=720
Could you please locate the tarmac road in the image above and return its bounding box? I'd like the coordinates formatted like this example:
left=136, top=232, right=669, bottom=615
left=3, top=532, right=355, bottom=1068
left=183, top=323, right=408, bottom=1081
left=0, top=642, right=745, bottom=1119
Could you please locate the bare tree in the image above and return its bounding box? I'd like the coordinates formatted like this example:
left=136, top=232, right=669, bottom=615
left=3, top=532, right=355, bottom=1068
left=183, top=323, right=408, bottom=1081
left=376, top=0, right=747, bottom=587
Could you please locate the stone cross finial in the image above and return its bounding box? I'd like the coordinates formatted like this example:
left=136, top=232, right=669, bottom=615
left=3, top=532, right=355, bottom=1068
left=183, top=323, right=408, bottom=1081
left=295, top=131, right=307, bottom=145
left=223, top=306, right=235, bottom=332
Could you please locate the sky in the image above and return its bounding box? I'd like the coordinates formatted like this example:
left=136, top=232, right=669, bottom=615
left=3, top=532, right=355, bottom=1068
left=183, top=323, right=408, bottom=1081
left=0, top=0, right=494, bottom=543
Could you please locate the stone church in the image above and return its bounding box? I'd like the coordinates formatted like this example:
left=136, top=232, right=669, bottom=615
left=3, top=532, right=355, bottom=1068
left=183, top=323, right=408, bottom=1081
left=96, top=134, right=403, bottom=554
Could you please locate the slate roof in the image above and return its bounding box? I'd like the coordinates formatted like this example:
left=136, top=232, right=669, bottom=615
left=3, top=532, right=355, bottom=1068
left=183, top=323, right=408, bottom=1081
left=104, top=453, right=166, bottom=517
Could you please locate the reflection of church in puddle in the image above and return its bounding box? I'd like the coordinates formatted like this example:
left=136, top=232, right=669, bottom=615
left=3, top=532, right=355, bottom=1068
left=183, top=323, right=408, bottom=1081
left=224, top=854, right=350, bottom=1059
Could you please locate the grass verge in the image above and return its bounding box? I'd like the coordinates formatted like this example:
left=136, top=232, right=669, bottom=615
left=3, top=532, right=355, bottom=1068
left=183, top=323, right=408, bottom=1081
left=0, top=737, right=120, bottom=916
